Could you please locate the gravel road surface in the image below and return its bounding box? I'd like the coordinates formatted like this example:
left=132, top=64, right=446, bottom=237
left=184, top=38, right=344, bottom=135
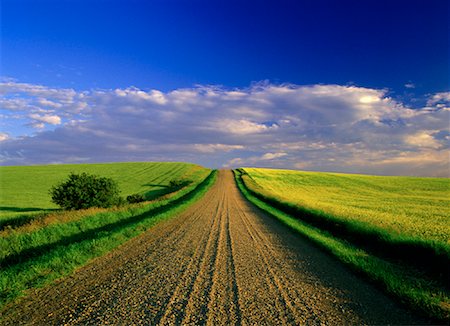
left=2, top=170, right=429, bottom=325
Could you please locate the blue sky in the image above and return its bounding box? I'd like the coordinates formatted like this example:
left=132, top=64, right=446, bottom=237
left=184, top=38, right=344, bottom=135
left=1, top=0, right=449, bottom=176
left=3, top=0, right=448, bottom=93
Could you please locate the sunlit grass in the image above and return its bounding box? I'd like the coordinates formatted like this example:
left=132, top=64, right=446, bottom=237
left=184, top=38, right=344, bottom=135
left=0, top=162, right=205, bottom=220
left=242, top=168, right=450, bottom=245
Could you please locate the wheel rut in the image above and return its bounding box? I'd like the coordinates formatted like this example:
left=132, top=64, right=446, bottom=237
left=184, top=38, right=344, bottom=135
left=234, top=200, right=309, bottom=324
left=159, top=192, right=224, bottom=325
left=1, top=170, right=431, bottom=325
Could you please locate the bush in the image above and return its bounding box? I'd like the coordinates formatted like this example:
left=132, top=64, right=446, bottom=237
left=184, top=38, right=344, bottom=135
left=169, top=179, right=192, bottom=189
left=50, top=172, right=122, bottom=210
left=126, top=193, right=146, bottom=204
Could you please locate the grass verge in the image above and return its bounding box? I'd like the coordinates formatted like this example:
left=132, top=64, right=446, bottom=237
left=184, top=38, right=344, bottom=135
left=0, top=170, right=217, bottom=312
left=234, top=169, right=449, bottom=322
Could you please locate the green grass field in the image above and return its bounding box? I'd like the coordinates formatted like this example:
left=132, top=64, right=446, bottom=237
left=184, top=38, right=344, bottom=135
left=0, top=162, right=214, bottom=309
left=242, top=168, right=450, bottom=245
left=0, top=162, right=206, bottom=220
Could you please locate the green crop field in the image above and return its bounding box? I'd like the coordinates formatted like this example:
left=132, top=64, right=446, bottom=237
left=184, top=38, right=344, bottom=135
left=0, top=162, right=207, bottom=220
left=242, top=168, right=450, bottom=245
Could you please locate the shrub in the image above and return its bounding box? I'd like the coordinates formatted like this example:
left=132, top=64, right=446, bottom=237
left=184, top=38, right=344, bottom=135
left=168, top=179, right=192, bottom=189
left=50, top=172, right=122, bottom=210
left=126, top=193, right=146, bottom=204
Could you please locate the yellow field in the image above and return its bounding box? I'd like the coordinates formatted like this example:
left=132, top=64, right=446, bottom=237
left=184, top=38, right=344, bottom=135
left=243, top=168, right=450, bottom=244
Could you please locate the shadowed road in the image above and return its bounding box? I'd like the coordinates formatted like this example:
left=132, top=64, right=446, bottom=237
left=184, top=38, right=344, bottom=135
left=2, top=170, right=427, bottom=325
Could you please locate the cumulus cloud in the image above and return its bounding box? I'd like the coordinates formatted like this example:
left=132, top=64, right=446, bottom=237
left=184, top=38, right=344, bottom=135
left=404, top=131, right=442, bottom=149
left=426, top=92, right=450, bottom=107
left=1, top=80, right=449, bottom=176
left=193, top=144, right=245, bottom=153
left=29, top=113, right=62, bottom=126
left=114, top=87, right=168, bottom=105
left=261, top=152, right=287, bottom=160
left=0, top=80, right=88, bottom=133
left=209, top=119, right=278, bottom=135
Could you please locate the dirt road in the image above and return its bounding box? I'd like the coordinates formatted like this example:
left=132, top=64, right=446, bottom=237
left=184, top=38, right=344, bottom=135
left=2, top=170, right=428, bottom=325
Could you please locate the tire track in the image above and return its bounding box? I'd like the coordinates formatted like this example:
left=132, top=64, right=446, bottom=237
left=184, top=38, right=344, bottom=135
left=66, top=196, right=220, bottom=325
left=1, top=170, right=431, bottom=325
left=156, top=192, right=224, bottom=325
left=203, top=192, right=242, bottom=326
left=233, top=195, right=325, bottom=324
left=180, top=191, right=225, bottom=325
left=231, top=196, right=300, bottom=324
left=238, top=207, right=296, bottom=317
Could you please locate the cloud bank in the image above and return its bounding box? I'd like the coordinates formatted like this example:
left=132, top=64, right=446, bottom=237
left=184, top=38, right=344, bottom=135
left=1, top=80, right=449, bottom=176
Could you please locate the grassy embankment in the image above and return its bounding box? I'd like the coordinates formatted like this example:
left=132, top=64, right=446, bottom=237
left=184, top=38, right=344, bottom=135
left=0, top=162, right=216, bottom=310
left=234, top=168, right=449, bottom=321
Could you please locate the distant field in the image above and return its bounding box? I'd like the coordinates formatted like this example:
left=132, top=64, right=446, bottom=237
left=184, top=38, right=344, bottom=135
left=0, top=162, right=207, bottom=219
left=242, top=168, right=450, bottom=245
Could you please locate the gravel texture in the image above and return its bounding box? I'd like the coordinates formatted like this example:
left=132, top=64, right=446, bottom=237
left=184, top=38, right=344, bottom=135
left=1, top=170, right=430, bottom=325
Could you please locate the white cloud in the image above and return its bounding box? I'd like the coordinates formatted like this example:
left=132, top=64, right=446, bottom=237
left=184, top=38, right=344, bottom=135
left=30, top=122, right=45, bottom=129
left=0, top=81, right=77, bottom=101
left=37, top=98, right=63, bottom=108
left=426, top=92, right=450, bottom=107
left=261, top=152, right=287, bottom=160
left=405, top=131, right=441, bottom=149
left=224, top=157, right=244, bottom=167
left=210, top=119, right=278, bottom=135
left=114, top=87, right=168, bottom=105
left=29, top=113, right=62, bottom=125
left=193, top=143, right=244, bottom=153
left=148, top=90, right=168, bottom=105
left=1, top=80, right=449, bottom=176
left=0, top=97, right=35, bottom=111
left=0, top=81, right=88, bottom=129
left=224, top=152, right=288, bottom=167
left=359, top=95, right=381, bottom=104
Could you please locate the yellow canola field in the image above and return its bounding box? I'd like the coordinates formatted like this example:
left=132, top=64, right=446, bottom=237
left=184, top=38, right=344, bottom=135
left=243, top=168, right=450, bottom=244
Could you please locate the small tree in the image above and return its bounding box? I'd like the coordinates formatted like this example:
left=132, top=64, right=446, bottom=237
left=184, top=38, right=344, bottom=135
left=50, top=172, right=121, bottom=210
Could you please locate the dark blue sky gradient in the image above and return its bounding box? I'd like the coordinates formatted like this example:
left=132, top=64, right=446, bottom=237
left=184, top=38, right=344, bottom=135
left=2, top=0, right=448, bottom=95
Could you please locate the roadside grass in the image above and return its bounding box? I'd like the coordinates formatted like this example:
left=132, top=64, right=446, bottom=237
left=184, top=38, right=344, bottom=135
left=0, top=169, right=217, bottom=311
left=240, top=168, right=450, bottom=284
left=234, top=169, right=449, bottom=322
